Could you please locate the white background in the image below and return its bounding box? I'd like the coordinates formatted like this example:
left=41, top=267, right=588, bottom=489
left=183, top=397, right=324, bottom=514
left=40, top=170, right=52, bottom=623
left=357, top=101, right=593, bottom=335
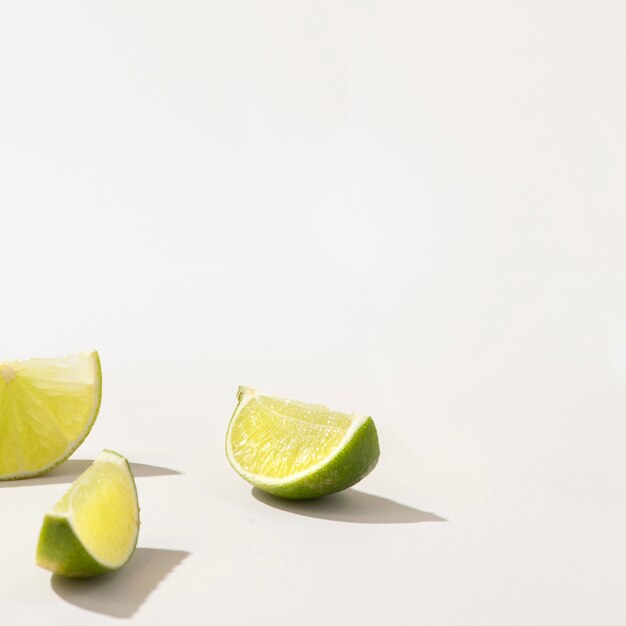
left=1, top=2, right=625, bottom=624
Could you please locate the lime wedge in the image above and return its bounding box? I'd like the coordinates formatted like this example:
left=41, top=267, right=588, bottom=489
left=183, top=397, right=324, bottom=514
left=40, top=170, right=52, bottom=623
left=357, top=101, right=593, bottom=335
left=36, top=450, right=140, bottom=578
left=0, top=351, right=102, bottom=480
left=226, top=387, right=380, bottom=499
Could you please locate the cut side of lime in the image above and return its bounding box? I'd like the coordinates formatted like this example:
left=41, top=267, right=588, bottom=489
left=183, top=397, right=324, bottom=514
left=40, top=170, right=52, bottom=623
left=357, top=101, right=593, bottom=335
left=36, top=450, right=140, bottom=578
left=226, top=387, right=380, bottom=500
left=0, top=351, right=102, bottom=480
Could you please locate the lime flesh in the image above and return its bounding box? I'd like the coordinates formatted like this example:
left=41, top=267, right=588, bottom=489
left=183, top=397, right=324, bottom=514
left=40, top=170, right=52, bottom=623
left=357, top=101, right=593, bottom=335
left=36, top=450, right=140, bottom=578
left=226, top=387, right=380, bottom=499
left=0, top=351, right=102, bottom=480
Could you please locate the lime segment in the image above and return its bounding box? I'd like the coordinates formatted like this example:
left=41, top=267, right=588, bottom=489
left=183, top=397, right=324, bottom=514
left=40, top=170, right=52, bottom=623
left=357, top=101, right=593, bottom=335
left=36, top=450, right=139, bottom=578
left=226, top=387, right=380, bottom=499
left=0, top=351, right=102, bottom=480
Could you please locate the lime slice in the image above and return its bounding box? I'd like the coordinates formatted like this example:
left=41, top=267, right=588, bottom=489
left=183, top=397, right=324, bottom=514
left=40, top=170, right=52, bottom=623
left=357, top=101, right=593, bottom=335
left=226, top=387, right=380, bottom=499
left=36, top=449, right=140, bottom=578
left=0, top=351, right=102, bottom=480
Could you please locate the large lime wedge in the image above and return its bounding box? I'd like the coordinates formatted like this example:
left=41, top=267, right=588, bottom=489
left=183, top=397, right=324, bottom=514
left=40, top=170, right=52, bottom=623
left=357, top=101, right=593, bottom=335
left=226, top=387, right=380, bottom=499
left=0, top=351, right=102, bottom=480
left=36, top=450, right=140, bottom=578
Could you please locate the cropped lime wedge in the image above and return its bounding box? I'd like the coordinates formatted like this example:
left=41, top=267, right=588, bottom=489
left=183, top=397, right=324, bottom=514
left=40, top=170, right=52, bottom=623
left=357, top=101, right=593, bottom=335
left=36, top=450, right=140, bottom=578
left=226, top=387, right=380, bottom=499
left=0, top=351, right=102, bottom=480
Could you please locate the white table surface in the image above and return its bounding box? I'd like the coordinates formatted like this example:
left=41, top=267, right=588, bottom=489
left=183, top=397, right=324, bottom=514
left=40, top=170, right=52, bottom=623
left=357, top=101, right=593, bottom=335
left=1, top=2, right=625, bottom=624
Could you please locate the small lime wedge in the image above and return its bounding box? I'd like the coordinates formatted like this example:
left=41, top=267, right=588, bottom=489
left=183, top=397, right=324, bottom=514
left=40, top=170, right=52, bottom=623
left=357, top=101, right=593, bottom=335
left=0, top=351, right=102, bottom=480
left=226, top=387, right=380, bottom=499
left=36, top=450, right=140, bottom=578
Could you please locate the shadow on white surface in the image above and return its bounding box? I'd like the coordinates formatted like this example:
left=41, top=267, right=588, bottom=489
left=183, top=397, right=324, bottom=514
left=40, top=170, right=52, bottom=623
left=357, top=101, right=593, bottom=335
left=0, top=459, right=181, bottom=488
left=252, top=488, right=446, bottom=524
left=50, top=547, right=189, bottom=619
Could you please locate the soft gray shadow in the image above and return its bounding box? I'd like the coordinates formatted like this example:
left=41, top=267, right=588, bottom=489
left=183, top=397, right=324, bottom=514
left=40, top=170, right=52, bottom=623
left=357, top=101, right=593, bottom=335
left=252, top=488, right=447, bottom=524
left=0, top=459, right=180, bottom=487
left=50, top=548, right=190, bottom=619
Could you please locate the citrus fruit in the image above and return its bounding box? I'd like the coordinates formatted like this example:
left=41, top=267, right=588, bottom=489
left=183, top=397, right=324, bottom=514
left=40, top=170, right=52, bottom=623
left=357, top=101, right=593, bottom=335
left=36, top=449, right=140, bottom=578
left=226, top=387, right=380, bottom=499
left=0, top=351, right=101, bottom=480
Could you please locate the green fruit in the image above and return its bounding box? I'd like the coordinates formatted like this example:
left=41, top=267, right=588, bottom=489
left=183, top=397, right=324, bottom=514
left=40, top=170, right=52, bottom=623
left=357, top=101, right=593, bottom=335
left=226, top=387, right=380, bottom=499
left=36, top=450, right=140, bottom=578
left=0, top=351, right=102, bottom=480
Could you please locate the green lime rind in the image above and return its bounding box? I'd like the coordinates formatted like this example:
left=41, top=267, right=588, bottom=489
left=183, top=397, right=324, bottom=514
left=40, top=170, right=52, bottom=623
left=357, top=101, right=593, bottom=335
left=36, top=515, right=111, bottom=578
left=0, top=351, right=103, bottom=481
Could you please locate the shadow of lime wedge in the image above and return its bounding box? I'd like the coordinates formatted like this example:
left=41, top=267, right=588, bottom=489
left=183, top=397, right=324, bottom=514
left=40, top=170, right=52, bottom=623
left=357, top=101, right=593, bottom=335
left=51, top=548, right=190, bottom=618
left=0, top=460, right=180, bottom=487
left=252, top=487, right=447, bottom=524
